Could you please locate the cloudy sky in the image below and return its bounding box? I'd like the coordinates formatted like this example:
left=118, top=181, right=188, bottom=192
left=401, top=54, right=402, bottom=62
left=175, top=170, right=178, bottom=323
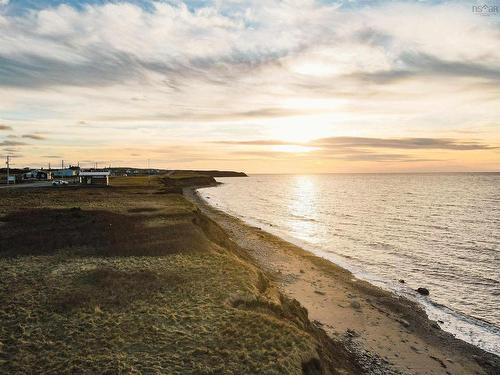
left=1, top=0, right=499, bottom=173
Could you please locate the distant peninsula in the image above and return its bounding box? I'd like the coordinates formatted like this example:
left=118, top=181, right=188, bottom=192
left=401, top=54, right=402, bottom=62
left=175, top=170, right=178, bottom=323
left=172, top=170, right=248, bottom=177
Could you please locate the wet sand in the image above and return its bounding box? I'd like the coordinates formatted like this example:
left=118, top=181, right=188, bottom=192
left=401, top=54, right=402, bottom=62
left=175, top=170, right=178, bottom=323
left=186, top=187, right=500, bottom=375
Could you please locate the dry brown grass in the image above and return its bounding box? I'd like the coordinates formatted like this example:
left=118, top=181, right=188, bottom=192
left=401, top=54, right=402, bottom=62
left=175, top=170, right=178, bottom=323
left=0, top=207, right=211, bottom=257
left=52, top=267, right=182, bottom=311
left=110, top=175, right=160, bottom=187
left=0, top=177, right=327, bottom=374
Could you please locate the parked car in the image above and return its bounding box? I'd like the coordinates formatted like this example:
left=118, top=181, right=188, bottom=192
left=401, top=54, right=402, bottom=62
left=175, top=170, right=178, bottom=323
left=52, top=180, right=69, bottom=186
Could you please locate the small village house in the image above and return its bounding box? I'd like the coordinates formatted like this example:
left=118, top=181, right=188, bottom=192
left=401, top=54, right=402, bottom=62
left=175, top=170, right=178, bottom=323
left=52, top=166, right=79, bottom=178
left=79, top=171, right=110, bottom=186
left=22, top=170, right=52, bottom=180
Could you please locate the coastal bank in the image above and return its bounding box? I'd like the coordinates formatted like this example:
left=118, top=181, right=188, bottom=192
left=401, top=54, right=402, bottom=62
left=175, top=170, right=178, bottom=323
left=0, top=174, right=357, bottom=374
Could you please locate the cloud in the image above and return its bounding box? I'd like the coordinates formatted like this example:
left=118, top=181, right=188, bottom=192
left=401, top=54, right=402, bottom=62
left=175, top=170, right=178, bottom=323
left=2, top=1, right=498, bottom=93
left=4, top=154, right=24, bottom=159
left=0, top=140, right=27, bottom=146
left=223, top=148, right=440, bottom=163
left=353, top=53, right=500, bottom=83
left=96, top=107, right=316, bottom=122
left=40, top=155, right=61, bottom=158
left=321, top=152, right=440, bottom=163
left=312, top=137, right=497, bottom=151
left=22, top=134, right=46, bottom=140
left=210, top=136, right=497, bottom=163
left=0, top=124, right=12, bottom=130
left=213, top=136, right=497, bottom=151
left=213, top=139, right=291, bottom=146
left=205, top=137, right=500, bottom=164
left=0, top=2, right=297, bottom=89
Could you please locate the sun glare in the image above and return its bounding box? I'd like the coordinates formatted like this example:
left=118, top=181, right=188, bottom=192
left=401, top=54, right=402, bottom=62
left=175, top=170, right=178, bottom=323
left=291, top=61, right=339, bottom=76
left=272, top=145, right=319, bottom=153
left=267, top=116, right=338, bottom=143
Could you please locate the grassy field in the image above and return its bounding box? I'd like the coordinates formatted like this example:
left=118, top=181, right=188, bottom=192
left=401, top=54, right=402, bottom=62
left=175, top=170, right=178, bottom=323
left=0, top=176, right=347, bottom=374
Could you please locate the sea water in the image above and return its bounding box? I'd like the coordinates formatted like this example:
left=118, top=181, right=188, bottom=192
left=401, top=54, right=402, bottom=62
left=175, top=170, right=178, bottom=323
left=200, top=173, right=500, bottom=355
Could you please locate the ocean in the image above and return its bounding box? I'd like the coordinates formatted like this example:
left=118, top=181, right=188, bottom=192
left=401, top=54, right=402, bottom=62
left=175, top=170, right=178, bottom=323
left=200, top=173, right=500, bottom=355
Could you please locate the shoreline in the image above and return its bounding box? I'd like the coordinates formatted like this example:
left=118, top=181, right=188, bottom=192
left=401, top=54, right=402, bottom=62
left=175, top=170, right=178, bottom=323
left=186, top=186, right=500, bottom=374
left=199, top=187, right=500, bottom=357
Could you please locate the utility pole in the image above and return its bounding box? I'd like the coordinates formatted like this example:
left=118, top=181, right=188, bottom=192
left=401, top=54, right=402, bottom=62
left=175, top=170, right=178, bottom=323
left=61, top=159, right=64, bottom=169
left=148, top=159, right=151, bottom=185
left=6, top=155, right=10, bottom=185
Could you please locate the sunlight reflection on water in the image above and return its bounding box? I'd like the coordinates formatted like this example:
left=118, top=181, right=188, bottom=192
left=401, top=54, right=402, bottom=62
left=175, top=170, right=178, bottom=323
left=287, top=176, right=318, bottom=243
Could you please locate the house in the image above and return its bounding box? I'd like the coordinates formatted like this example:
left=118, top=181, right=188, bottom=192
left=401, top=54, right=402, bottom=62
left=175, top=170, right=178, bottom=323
left=53, top=168, right=78, bottom=178
left=22, top=170, right=52, bottom=180
left=36, top=170, right=52, bottom=180
left=22, top=171, right=36, bottom=180
left=79, top=171, right=110, bottom=186
left=0, top=168, right=23, bottom=184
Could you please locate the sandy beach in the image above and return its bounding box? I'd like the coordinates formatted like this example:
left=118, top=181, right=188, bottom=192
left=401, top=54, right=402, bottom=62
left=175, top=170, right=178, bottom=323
left=187, top=187, right=500, bottom=375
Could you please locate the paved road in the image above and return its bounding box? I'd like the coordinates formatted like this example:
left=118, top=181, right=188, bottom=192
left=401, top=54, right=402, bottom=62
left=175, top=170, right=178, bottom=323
left=0, top=181, right=53, bottom=189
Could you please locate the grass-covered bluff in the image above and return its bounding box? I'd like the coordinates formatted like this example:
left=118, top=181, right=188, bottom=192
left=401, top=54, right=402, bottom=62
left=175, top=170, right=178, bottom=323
left=0, top=176, right=354, bottom=374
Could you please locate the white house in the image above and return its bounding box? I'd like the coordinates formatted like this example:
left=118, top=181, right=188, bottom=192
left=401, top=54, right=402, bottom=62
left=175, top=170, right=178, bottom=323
left=79, top=171, right=110, bottom=186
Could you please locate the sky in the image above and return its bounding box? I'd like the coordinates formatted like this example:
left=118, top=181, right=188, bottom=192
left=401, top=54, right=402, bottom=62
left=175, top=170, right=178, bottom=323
left=0, top=0, right=499, bottom=173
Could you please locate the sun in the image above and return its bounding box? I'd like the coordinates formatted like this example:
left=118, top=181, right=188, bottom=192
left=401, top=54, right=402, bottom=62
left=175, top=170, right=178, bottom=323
left=266, top=115, right=338, bottom=143
left=262, top=98, right=347, bottom=143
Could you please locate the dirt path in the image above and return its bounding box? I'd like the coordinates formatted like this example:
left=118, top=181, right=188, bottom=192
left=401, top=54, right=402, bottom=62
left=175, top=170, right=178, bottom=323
left=186, top=188, right=499, bottom=375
